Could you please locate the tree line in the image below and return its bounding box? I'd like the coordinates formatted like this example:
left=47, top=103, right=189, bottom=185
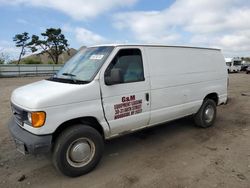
left=0, top=52, right=10, bottom=64
left=13, top=28, right=69, bottom=64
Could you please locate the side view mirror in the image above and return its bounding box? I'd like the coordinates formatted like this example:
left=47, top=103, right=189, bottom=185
left=105, top=68, right=123, bottom=85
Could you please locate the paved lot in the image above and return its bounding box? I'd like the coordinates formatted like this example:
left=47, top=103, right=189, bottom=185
left=0, top=73, right=250, bottom=188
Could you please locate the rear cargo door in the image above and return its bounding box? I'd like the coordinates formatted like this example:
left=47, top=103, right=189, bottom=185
left=99, top=47, right=150, bottom=136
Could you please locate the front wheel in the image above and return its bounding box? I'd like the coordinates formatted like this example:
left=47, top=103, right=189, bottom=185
left=194, top=99, right=217, bottom=128
left=52, top=124, right=104, bottom=177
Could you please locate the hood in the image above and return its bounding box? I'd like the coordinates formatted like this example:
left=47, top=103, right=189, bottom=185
left=11, top=79, right=100, bottom=110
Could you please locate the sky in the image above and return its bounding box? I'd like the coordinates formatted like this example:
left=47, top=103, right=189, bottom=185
left=0, top=0, right=250, bottom=59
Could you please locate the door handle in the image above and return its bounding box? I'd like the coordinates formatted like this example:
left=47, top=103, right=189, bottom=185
left=145, top=93, right=149, bottom=101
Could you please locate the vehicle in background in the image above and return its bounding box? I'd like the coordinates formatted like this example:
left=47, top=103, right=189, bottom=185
left=246, top=66, right=250, bottom=74
left=241, top=62, right=250, bottom=71
left=225, top=57, right=242, bottom=73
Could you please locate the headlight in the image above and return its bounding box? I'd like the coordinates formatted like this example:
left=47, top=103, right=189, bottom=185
left=28, top=112, right=32, bottom=123
left=27, top=111, right=46, bottom=128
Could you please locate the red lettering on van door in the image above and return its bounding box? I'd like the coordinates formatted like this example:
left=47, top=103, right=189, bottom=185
left=113, top=95, right=142, bottom=120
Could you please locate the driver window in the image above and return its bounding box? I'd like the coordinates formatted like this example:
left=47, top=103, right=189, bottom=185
left=105, top=48, right=144, bottom=84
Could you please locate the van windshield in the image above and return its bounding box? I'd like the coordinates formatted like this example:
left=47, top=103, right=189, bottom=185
left=51, top=46, right=114, bottom=84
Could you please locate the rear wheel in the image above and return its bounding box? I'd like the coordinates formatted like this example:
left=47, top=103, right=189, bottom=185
left=194, top=99, right=217, bottom=128
left=52, top=124, right=104, bottom=177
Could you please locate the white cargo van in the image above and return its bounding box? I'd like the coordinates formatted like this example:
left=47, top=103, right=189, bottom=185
left=9, top=44, right=228, bottom=177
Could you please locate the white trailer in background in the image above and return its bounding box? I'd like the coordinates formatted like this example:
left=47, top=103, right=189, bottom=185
left=225, top=57, right=242, bottom=73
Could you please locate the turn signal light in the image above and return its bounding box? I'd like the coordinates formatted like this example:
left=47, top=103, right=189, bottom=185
left=28, top=112, right=46, bottom=128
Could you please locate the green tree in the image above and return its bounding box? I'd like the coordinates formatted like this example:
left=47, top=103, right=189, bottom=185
left=0, top=51, right=11, bottom=64
left=22, top=58, right=42, bottom=64
left=29, top=28, right=69, bottom=64
left=242, top=57, right=250, bottom=62
left=13, top=32, right=30, bottom=64
left=0, top=54, right=4, bottom=64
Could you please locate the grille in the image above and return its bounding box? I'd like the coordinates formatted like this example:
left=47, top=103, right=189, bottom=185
left=11, top=104, right=26, bottom=126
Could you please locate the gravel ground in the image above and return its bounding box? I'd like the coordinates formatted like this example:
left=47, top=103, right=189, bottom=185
left=0, top=73, right=250, bottom=188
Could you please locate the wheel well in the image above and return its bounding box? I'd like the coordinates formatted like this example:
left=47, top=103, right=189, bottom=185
left=204, top=93, right=218, bottom=105
left=52, top=117, right=104, bottom=143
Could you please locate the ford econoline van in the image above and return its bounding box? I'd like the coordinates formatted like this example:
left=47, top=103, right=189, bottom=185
left=9, top=44, right=228, bottom=177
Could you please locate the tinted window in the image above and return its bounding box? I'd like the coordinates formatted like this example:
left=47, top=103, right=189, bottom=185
left=105, top=49, right=144, bottom=84
left=234, top=61, right=241, bottom=66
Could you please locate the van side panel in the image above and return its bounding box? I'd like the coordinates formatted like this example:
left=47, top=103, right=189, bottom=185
left=145, top=47, right=227, bottom=125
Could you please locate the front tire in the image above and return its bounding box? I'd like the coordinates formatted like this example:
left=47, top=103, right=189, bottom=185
left=194, top=99, right=217, bottom=128
left=52, top=124, right=104, bottom=177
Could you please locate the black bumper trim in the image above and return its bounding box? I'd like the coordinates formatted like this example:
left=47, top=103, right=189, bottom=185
left=8, top=117, right=52, bottom=154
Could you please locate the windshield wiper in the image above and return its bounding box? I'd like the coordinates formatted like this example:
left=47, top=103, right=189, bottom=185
left=48, top=72, right=90, bottom=84
left=62, top=73, right=76, bottom=77
left=62, top=73, right=77, bottom=83
left=47, top=77, right=90, bottom=84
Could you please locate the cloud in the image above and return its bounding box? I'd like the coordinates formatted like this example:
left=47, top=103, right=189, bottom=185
left=62, top=25, right=107, bottom=46
left=16, top=18, right=28, bottom=24
left=0, top=0, right=138, bottom=20
left=114, top=10, right=180, bottom=44
left=113, top=0, right=250, bottom=56
left=0, top=40, right=20, bottom=60
left=75, top=27, right=107, bottom=45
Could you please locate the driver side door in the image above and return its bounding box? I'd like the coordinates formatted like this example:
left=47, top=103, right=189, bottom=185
left=100, top=47, right=151, bottom=136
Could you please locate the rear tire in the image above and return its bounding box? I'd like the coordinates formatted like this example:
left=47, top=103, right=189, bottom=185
left=194, top=99, right=217, bottom=128
left=52, top=124, right=104, bottom=177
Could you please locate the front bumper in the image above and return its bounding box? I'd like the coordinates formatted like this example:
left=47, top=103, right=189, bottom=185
left=8, top=117, right=52, bottom=154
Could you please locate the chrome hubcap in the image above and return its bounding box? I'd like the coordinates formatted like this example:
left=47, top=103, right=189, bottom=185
left=66, top=138, right=95, bottom=167
left=204, top=105, right=215, bottom=123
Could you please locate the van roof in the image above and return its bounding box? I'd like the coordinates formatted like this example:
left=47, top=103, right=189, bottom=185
left=90, top=43, right=221, bottom=51
left=225, top=58, right=232, bottom=62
